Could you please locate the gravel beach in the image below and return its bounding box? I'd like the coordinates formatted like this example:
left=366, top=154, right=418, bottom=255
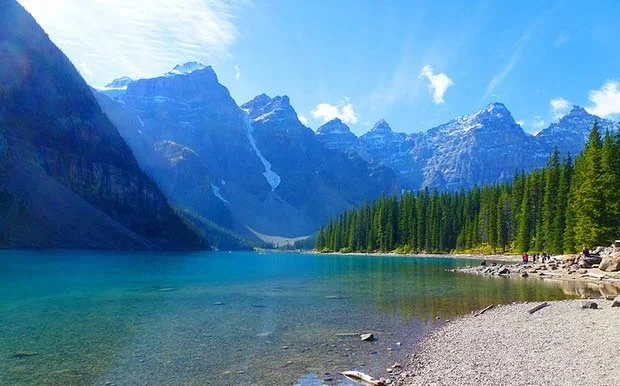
left=397, top=299, right=620, bottom=386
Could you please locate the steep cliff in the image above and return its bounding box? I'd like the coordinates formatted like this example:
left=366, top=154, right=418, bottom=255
left=0, top=0, right=205, bottom=249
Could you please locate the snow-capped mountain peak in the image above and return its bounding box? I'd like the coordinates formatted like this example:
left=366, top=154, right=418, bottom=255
left=241, top=94, right=297, bottom=123
left=166, top=62, right=208, bottom=76
left=371, top=119, right=393, bottom=133
left=316, top=118, right=353, bottom=135
left=433, top=102, right=517, bottom=135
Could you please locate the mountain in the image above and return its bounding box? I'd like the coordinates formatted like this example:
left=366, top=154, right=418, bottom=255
left=316, top=118, right=365, bottom=156
left=319, top=102, right=616, bottom=191
left=96, top=66, right=398, bottom=241
left=0, top=0, right=204, bottom=249
left=242, top=94, right=398, bottom=231
left=535, top=105, right=617, bottom=157
left=414, top=102, right=543, bottom=189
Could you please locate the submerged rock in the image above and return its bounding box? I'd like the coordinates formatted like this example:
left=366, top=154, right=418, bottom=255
left=13, top=351, right=39, bottom=358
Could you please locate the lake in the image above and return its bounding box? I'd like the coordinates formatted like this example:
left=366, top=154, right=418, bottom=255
left=0, top=251, right=579, bottom=385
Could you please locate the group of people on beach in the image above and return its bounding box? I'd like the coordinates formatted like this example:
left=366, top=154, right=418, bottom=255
left=521, top=252, right=552, bottom=264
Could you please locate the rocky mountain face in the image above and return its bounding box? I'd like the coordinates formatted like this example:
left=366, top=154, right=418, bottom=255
left=316, top=118, right=361, bottom=153
left=317, top=103, right=617, bottom=191
left=535, top=105, right=616, bottom=157
left=413, top=103, right=544, bottom=189
left=97, top=67, right=398, bottom=242
left=0, top=0, right=204, bottom=249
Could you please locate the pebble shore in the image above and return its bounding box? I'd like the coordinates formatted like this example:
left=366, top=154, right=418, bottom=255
left=397, top=299, right=620, bottom=386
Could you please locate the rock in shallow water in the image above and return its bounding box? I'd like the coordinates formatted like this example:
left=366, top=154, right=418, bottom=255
left=13, top=351, right=39, bottom=358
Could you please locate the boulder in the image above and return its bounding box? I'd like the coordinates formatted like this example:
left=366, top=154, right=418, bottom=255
left=600, top=253, right=620, bottom=272
left=520, top=272, right=529, bottom=278
left=563, top=256, right=575, bottom=264
left=612, top=296, right=620, bottom=308
left=581, top=301, right=598, bottom=309
left=498, top=267, right=510, bottom=275
left=360, top=333, right=375, bottom=342
left=578, top=260, right=591, bottom=268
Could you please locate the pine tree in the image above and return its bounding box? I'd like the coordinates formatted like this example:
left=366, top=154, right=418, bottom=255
left=517, top=176, right=534, bottom=252
left=600, top=130, right=620, bottom=242
left=572, top=122, right=606, bottom=247
left=542, top=149, right=560, bottom=252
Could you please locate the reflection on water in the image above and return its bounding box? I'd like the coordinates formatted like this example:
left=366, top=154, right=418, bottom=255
left=552, top=279, right=620, bottom=299
left=0, top=251, right=583, bottom=386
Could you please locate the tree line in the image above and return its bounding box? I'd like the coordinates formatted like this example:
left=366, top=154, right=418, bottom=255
left=316, top=123, right=620, bottom=254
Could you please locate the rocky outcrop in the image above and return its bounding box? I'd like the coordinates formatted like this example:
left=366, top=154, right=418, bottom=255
left=0, top=0, right=204, bottom=249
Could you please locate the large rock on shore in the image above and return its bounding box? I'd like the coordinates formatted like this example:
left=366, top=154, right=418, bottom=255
left=599, top=252, right=620, bottom=272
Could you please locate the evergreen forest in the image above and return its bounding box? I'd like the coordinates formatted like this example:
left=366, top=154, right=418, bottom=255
left=316, top=123, right=620, bottom=254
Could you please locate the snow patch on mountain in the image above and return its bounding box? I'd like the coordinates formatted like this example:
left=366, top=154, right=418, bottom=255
left=211, top=184, right=230, bottom=204
left=103, top=76, right=134, bottom=90
left=243, top=113, right=281, bottom=191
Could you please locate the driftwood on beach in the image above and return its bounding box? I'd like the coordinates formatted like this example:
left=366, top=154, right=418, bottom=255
left=340, top=370, right=385, bottom=386
left=527, top=302, right=549, bottom=314
left=474, top=304, right=494, bottom=317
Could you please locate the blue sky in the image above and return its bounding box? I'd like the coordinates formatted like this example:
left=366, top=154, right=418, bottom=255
left=19, top=0, right=620, bottom=135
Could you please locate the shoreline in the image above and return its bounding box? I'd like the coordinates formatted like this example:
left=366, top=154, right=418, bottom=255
left=396, top=299, right=620, bottom=386
left=312, top=250, right=524, bottom=263
left=312, top=251, right=620, bottom=295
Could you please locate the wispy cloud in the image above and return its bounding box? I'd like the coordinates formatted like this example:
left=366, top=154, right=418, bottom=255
left=234, top=64, right=241, bottom=79
left=311, top=100, right=358, bottom=124
left=418, top=65, right=454, bottom=104
left=553, top=33, right=569, bottom=47
left=585, top=81, right=620, bottom=118
left=368, top=48, right=419, bottom=115
left=484, top=28, right=534, bottom=99
left=550, top=97, right=571, bottom=119
left=18, top=0, right=247, bottom=86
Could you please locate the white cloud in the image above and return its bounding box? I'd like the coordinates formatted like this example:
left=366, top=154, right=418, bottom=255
left=311, top=102, right=358, bottom=124
left=418, top=65, right=454, bottom=104
left=484, top=28, right=533, bottom=99
left=18, top=0, right=246, bottom=86
left=297, top=114, right=308, bottom=125
left=234, top=65, right=240, bottom=79
left=550, top=97, right=571, bottom=119
left=585, top=81, right=620, bottom=118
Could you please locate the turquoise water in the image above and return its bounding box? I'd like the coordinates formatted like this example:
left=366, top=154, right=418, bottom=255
left=0, top=251, right=578, bottom=386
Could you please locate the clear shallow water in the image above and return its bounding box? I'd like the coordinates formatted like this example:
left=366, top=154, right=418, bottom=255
left=0, top=251, right=578, bottom=386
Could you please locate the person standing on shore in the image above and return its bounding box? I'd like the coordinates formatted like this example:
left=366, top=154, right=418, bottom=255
left=582, top=246, right=590, bottom=258
left=522, top=252, right=529, bottom=264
